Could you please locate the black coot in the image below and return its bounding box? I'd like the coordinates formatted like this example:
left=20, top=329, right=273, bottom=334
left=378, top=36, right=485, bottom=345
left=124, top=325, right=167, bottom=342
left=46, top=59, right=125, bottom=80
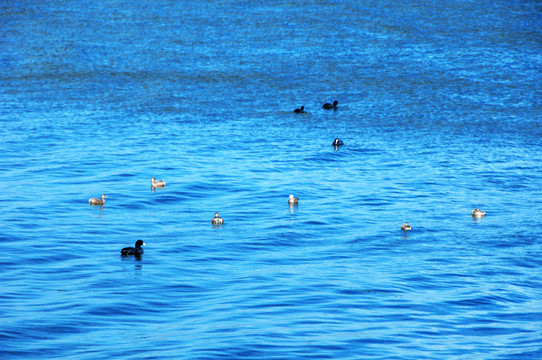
left=322, top=100, right=338, bottom=109
left=121, top=240, right=145, bottom=256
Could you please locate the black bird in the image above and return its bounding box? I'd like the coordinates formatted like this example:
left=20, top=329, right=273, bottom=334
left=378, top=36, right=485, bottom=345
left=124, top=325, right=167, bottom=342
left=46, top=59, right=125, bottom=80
left=121, top=240, right=145, bottom=256
left=293, top=106, right=305, bottom=113
left=332, top=138, right=344, bottom=146
left=323, top=100, right=338, bottom=109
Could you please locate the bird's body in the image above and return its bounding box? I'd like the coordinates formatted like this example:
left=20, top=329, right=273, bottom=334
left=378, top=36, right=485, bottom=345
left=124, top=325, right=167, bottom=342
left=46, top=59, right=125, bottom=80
left=288, top=194, right=299, bottom=205
left=294, top=106, right=305, bottom=113
left=121, top=240, right=145, bottom=256
left=471, top=208, right=486, bottom=218
left=323, top=100, right=338, bottom=109
left=151, top=177, right=166, bottom=187
left=401, top=222, right=412, bottom=231
left=89, top=194, right=107, bottom=205
left=212, top=212, right=224, bottom=225
left=332, top=138, right=344, bottom=146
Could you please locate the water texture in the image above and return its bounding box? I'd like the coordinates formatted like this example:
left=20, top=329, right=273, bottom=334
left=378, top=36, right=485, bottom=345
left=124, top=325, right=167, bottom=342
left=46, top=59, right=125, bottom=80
left=1, top=0, right=541, bottom=359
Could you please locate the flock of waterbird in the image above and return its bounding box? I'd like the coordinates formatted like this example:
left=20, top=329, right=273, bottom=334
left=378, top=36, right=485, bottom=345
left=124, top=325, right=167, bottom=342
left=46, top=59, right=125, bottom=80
left=88, top=100, right=487, bottom=257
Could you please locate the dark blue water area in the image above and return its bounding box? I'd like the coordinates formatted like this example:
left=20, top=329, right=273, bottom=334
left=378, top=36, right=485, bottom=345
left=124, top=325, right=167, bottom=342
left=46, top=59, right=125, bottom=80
left=1, top=0, right=541, bottom=359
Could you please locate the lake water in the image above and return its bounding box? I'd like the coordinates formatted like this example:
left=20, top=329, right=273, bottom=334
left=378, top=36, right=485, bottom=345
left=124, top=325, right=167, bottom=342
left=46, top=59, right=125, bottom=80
left=1, top=0, right=541, bottom=359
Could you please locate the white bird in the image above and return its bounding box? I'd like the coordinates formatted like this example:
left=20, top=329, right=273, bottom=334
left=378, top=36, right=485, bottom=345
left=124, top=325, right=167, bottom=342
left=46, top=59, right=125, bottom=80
left=471, top=208, right=486, bottom=218
left=401, top=222, right=412, bottom=231
left=288, top=195, right=299, bottom=205
left=151, top=177, right=166, bottom=187
left=212, top=212, right=224, bottom=225
left=89, top=194, right=107, bottom=205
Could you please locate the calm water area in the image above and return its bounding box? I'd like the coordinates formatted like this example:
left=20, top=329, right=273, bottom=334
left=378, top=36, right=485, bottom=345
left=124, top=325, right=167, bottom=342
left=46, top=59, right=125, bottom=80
left=1, top=0, right=541, bottom=359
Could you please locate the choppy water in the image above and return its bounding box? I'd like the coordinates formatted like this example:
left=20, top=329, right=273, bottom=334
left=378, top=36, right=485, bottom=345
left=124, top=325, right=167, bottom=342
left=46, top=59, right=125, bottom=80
left=1, top=0, right=541, bottom=359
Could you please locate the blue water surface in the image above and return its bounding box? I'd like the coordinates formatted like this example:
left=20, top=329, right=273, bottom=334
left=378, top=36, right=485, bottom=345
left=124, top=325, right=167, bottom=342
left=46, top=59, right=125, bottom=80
left=1, top=0, right=541, bottom=359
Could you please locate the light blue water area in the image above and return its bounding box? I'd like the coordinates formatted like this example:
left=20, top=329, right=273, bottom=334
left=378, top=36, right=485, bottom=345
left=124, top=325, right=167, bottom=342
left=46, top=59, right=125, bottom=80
left=1, top=0, right=541, bottom=359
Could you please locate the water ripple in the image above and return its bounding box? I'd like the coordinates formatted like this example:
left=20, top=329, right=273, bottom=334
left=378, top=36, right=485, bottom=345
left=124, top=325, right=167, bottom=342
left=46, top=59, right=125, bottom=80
left=1, top=0, right=541, bottom=359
